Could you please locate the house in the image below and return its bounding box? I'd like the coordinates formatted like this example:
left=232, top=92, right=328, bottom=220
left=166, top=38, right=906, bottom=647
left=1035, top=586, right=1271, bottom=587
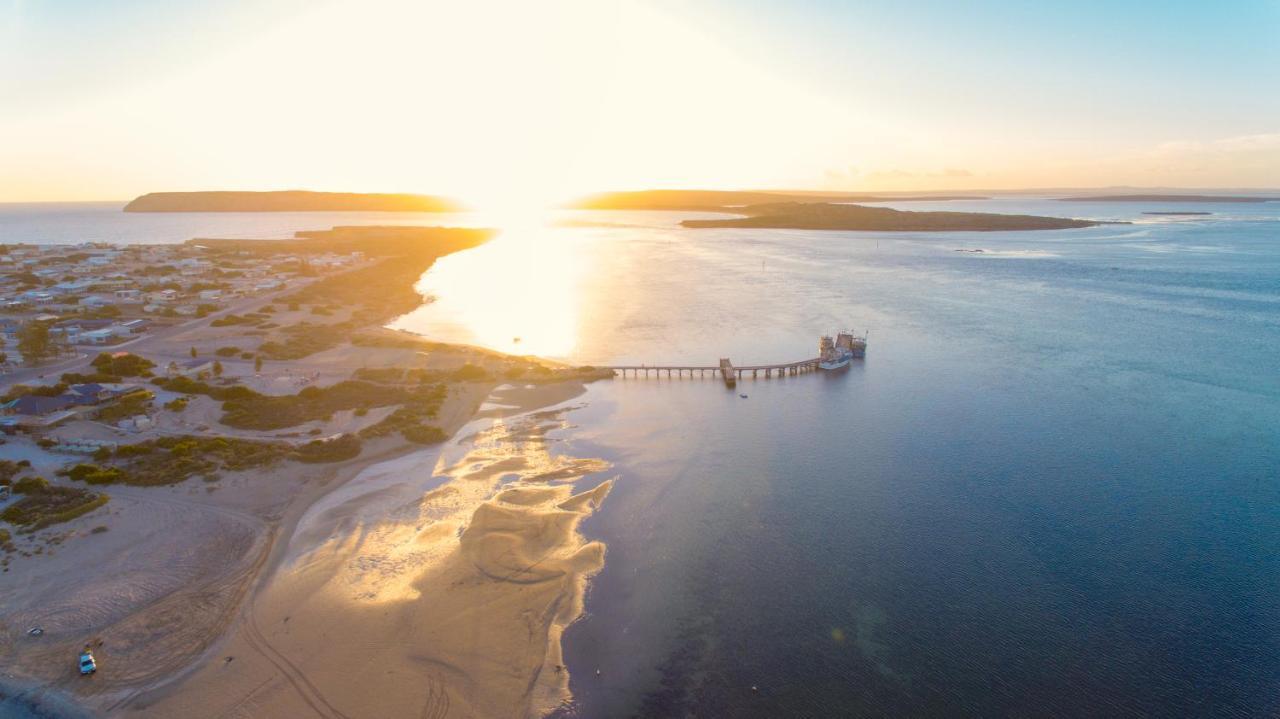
left=198, top=289, right=222, bottom=301
left=113, top=289, right=143, bottom=301
left=79, top=295, right=112, bottom=308
left=147, top=289, right=178, bottom=303
left=119, top=319, right=150, bottom=334
left=174, top=304, right=199, bottom=316
left=79, top=328, right=117, bottom=345
left=0, top=394, right=78, bottom=416
left=66, top=383, right=116, bottom=404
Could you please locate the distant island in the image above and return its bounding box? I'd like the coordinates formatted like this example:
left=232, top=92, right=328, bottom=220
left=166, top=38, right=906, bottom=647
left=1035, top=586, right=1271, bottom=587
left=571, top=189, right=988, bottom=212
left=1143, top=211, right=1212, bottom=216
left=680, top=202, right=1110, bottom=231
left=124, top=190, right=465, bottom=213
left=1057, top=194, right=1277, bottom=203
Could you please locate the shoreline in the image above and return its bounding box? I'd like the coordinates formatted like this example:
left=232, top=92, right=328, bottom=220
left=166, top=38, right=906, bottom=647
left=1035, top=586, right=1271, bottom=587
left=114, top=378, right=607, bottom=717
left=1, top=375, right=606, bottom=718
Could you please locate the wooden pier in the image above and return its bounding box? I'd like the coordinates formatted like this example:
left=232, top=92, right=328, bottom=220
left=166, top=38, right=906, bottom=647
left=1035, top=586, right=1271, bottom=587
left=607, top=357, right=821, bottom=387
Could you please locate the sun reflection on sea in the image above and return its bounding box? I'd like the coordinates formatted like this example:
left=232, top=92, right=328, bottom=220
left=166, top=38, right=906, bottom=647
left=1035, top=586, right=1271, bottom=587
left=391, top=210, right=586, bottom=359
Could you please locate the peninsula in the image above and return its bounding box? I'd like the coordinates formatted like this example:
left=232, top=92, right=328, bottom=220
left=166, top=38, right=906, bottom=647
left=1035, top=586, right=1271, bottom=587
left=571, top=189, right=988, bottom=212
left=123, top=190, right=465, bottom=213
left=680, top=201, right=1109, bottom=231
left=1057, top=194, right=1278, bottom=203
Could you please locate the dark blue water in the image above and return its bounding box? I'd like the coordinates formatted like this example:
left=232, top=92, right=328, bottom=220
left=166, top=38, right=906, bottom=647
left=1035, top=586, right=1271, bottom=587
left=519, top=202, right=1280, bottom=717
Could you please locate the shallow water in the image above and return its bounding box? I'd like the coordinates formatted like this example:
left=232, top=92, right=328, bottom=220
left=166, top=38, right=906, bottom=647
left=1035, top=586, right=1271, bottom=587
left=399, top=200, right=1280, bottom=715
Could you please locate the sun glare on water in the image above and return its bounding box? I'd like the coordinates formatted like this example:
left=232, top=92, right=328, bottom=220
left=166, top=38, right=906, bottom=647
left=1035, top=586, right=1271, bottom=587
left=394, top=200, right=588, bottom=360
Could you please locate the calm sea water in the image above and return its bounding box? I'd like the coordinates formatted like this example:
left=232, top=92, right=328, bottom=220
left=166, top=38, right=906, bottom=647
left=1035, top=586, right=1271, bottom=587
left=399, top=199, right=1280, bottom=716
left=3, top=199, right=1279, bottom=716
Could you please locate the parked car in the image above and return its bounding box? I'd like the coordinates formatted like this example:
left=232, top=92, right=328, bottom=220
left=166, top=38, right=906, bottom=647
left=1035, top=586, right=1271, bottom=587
left=79, top=648, right=96, bottom=675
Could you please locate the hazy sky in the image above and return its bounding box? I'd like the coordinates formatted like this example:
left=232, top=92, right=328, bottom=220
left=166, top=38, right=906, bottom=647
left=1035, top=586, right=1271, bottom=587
left=2, top=0, right=1278, bottom=204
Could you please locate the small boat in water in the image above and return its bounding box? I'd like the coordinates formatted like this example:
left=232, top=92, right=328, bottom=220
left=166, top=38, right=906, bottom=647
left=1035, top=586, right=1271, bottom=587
left=819, top=331, right=867, bottom=370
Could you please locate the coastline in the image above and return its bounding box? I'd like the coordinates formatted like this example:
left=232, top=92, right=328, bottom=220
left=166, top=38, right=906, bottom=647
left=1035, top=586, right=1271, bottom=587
left=112, top=378, right=609, bottom=718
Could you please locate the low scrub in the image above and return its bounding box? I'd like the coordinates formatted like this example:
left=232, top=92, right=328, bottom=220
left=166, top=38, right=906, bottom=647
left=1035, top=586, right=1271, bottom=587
left=1, top=484, right=108, bottom=531
left=221, top=380, right=443, bottom=430
left=64, top=436, right=291, bottom=487
left=91, top=352, right=154, bottom=377
left=293, top=434, right=362, bottom=463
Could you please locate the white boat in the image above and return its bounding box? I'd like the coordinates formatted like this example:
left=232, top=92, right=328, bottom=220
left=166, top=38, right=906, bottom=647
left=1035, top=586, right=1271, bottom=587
left=818, top=331, right=867, bottom=370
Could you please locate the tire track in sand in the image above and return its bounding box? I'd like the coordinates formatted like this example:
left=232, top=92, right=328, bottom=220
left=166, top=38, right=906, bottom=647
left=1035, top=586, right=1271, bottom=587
left=240, top=608, right=352, bottom=719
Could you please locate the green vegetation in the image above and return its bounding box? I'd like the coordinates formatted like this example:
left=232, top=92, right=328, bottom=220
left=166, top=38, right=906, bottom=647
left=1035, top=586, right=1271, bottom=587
left=294, top=434, right=362, bottom=463
left=64, top=464, right=128, bottom=485
left=211, top=314, right=262, bottom=328
left=164, top=396, right=189, bottom=411
left=63, top=436, right=290, bottom=487
left=220, top=380, right=444, bottom=430
left=0, top=460, right=22, bottom=484
left=215, top=346, right=242, bottom=356
left=95, top=391, right=153, bottom=423
left=90, top=351, right=155, bottom=377
left=152, top=375, right=259, bottom=401
left=13, top=476, right=49, bottom=494
left=401, top=425, right=447, bottom=444
left=2, top=483, right=108, bottom=531
left=16, top=321, right=56, bottom=365
left=358, top=385, right=447, bottom=442
left=191, top=227, right=489, bottom=361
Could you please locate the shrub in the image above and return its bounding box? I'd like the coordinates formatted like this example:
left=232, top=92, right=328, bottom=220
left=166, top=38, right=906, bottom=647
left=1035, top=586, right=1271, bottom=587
left=90, top=352, right=154, bottom=377
left=221, top=380, right=442, bottom=430
left=2, top=487, right=109, bottom=530
left=96, top=392, right=153, bottom=423
left=215, top=346, right=241, bottom=357
left=401, top=425, right=447, bottom=445
left=293, top=434, right=362, bottom=463
left=65, top=464, right=128, bottom=485
left=13, top=476, right=49, bottom=494
left=451, top=363, right=489, bottom=381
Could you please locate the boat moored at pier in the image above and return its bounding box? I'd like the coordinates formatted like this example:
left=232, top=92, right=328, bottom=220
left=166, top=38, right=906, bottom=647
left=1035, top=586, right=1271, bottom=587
left=819, top=331, right=867, bottom=370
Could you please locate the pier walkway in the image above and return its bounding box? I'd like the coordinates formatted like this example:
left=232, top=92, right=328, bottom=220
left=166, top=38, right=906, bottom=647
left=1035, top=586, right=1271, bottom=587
left=607, top=357, right=821, bottom=387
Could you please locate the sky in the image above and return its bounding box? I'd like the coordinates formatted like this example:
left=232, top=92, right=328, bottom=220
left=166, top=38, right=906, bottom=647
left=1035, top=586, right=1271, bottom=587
left=1, top=0, right=1278, bottom=205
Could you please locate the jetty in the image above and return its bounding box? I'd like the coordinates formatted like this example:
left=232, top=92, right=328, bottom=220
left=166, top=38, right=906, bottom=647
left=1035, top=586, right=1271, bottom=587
left=607, top=357, right=821, bottom=387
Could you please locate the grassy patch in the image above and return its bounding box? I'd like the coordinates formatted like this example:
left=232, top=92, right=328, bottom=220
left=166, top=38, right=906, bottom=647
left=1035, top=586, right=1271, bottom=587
left=221, top=380, right=444, bottom=430
left=2, top=485, right=108, bottom=531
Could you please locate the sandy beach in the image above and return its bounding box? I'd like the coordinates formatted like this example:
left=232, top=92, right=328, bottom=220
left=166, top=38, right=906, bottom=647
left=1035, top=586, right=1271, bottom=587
left=0, top=368, right=610, bottom=718
left=116, top=380, right=609, bottom=718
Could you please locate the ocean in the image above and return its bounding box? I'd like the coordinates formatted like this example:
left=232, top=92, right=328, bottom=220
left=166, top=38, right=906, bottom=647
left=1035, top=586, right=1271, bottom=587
left=4, top=198, right=1279, bottom=715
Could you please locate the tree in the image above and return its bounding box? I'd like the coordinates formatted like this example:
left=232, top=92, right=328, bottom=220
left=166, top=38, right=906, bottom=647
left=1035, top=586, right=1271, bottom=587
left=190, top=346, right=198, bottom=358
left=0, top=352, right=7, bottom=365
left=212, top=360, right=223, bottom=377
left=254, top=355, right=263, bottom=373
left=17, top=322, right=52, bottom=365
